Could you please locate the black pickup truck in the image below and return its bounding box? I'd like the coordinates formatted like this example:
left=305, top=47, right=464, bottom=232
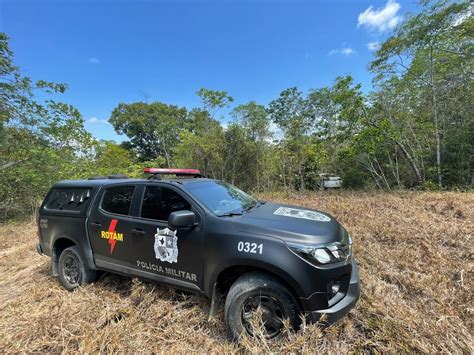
left=37, top=168, right=360, bottom=339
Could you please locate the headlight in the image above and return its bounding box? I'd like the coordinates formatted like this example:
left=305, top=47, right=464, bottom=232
left=287, top=230, right=352, bottom=265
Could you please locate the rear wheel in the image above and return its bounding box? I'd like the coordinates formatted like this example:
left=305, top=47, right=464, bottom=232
left=58, top=246, right=98, bottom=290
left=224, top=272, right=301, bottom=340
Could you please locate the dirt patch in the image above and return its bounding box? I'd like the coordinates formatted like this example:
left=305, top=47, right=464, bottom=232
left=0, top=191, right=472, bottom=352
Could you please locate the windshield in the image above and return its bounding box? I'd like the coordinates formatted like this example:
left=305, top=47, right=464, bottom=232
left=184, top=180, right=258, bottom=216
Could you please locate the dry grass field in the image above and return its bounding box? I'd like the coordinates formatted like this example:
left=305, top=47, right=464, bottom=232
left=0, top=191, right=472, bottom=352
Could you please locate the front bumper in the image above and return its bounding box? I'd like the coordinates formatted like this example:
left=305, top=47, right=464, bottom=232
left=306, top=258, right=360, bottom=324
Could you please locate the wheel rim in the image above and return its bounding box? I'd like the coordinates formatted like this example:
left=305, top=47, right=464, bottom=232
left=63, top=253, right=81, bottom=285
left=241, top=295, right=287, bottom=338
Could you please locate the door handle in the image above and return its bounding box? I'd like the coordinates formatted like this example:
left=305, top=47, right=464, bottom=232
left=132, top=228, right=145, bottom=236
left=91, top=222, right=102, bottom=228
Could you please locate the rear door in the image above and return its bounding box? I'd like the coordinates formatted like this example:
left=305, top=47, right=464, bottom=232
left=88, top=184, right=138, bottom=269
left=130, top=184, right=205, bottom=290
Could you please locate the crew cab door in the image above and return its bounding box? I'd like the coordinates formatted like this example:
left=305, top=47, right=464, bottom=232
left=87, top=184, right=138, bottom=269
left=130, top=184, right=204, bottom=291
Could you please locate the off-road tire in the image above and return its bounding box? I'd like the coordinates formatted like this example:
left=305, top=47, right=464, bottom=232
left=58, top=246, right=98, bottom=291
left=224, top=271, right=301, bottom=341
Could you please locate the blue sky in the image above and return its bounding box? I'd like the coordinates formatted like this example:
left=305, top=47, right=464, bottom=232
left=1, top=0, right=419, bottom=141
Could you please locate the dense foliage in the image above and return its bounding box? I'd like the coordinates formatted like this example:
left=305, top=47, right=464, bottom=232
left=1, top=1, right=472, bottom=218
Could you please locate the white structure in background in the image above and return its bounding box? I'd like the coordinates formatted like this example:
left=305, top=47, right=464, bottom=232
left=319, top=174, right=343, bottom=189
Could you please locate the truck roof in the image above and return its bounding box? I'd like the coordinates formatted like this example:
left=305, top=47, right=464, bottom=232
left=53, top=177, right=212, bottom=189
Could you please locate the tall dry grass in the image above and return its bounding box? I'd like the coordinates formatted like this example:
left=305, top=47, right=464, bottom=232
left=0, top=191, right=472, bottom=352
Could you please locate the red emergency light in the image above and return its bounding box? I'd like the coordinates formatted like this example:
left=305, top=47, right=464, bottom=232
left=144, top=168, right=201, bottom=176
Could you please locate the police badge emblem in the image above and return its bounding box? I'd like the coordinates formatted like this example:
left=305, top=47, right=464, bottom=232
left=154, top=227, right=178, bottom=263
left=273, top=206, right=331, bottom=222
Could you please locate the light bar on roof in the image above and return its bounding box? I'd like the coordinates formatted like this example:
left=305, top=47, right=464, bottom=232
left=144, top=168, right=201, bottom=175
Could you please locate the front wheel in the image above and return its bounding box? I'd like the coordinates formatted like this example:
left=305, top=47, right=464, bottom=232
left=224, top=272, right=301, bottom=340
left=58, top=246, right=98, bottom=290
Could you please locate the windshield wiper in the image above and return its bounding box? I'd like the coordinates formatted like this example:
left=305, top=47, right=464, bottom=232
left=243, top=205, right=255, bottom=213
left=243, top=201, right=261, bottom=213
left=217, top=211, right=243, bottom=217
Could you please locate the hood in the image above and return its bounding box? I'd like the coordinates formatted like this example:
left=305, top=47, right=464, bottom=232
left=230, top=202, right=345, bottom=245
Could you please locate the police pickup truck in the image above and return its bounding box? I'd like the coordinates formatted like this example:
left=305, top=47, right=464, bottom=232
left=37, top=168, right=360, bottom=339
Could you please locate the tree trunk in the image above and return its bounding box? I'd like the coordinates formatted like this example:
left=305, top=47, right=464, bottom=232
left=299, top=165, right=305, bottom=191
left=363, top=157, right=383, bottom=189
left=255, top=145, right=260, bottom=192
left=373, top=156, right=391, bottom=191
left=429, top=46, right=442, bottom=188
left=394, top=141, right=424, bottom=185
left=0, top=159, right=27, bottom=171
left=160, top=137, right=171, bottom=168
left=388, top=147, right=401, bottom=187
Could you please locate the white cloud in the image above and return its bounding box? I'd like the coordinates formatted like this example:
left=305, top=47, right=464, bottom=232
left=367, top=41, right=380, bottom=51
left=341, top=47, right=356, bottom=56
left=86, top=117, right=109, bottom=125
left=88, top=57, right=100, bottom=64
left=328, top=47, right=356, bottom=56
left=358, top=0, right=401, bottom=32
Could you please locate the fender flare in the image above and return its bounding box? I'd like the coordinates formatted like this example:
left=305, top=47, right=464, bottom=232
left=51, top=234, right=96, bottom=275
left=207, top=259, right=305, bottom=319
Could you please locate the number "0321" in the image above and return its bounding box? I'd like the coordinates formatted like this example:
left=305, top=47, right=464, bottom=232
left=237, top=241, right=263, bottom=254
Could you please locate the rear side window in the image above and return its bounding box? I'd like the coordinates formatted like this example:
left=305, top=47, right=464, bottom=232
left=141, top=186, right=191, bottom=221
left=45, top=188, right=91, bottom=212
left=101, top=186, right=135, bottom=215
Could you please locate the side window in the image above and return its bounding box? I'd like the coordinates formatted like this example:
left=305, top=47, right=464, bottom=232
left=101, top=186, right=135, bottom=215
left=141, top=186, right=191, bottom=221
left=45, top=188, right=91, bottom=212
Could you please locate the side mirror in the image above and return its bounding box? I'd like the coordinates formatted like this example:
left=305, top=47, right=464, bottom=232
left=168, top=210, right=196, bottom=229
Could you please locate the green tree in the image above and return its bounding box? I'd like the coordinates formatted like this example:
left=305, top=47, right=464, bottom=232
left=222, top=123, right=254, bottom=187
left=174, top=106, right=225, bottom=178
left=196, top=88, right=234, bottom=119
left=109, top=101, right=187, bottom=165
left=174, top=125, right=225, bottom=179
left=0, top=33, right=94, bottom=218
left=91, top=140, right=141, bottom=177
left=231, top=101, right=271, bottom=191
left=267, top=88, right=314, bottom=190
left=370, top=0, right=473, bottom=187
